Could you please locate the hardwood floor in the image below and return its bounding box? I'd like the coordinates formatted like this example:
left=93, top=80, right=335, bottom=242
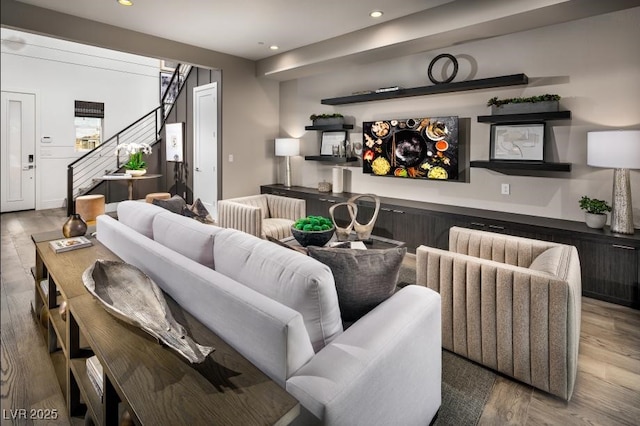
left=2, top=209, right=639, bottom=425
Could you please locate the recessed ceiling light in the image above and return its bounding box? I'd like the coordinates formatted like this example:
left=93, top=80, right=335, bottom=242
left=370, top=10, right=383, bottom=18
left=269, top=45, right=279, bottom=50
left=118, top=0, right=133, bottom=6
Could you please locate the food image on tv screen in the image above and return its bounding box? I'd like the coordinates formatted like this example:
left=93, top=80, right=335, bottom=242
left=362, top=116, right=459, bottom=180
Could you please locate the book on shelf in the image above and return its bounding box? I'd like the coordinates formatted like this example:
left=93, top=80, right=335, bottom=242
left=375, top=86, right=402, bottom=93
left=49, top=236, right=92, bottom=253
left=86, top=355, right=103, bottom=399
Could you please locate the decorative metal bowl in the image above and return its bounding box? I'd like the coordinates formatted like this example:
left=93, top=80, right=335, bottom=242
left=291, top=226, right=335, bottom=247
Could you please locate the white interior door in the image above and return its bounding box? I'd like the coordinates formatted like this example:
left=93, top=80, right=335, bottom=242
left=1, top=91, right=36, bottom=212
left=193, top=82, right=218, bottom=219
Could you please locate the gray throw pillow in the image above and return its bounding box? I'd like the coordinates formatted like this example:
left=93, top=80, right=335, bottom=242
left=182, top=198, right=214, bottom=223
left=308, top=246, right=407, bottom=322
left=152, top=195, right=186, bottom=215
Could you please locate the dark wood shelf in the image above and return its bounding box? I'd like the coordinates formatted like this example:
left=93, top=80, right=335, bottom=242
left=470, top=160, right=572, bottom=172
left=305, top=124, right=354, bottom=131
left=305, top=156, right=359, bottom=163
left=477, top=111, right=572, bottom=123
left=321, top=73, right=528, bottom=105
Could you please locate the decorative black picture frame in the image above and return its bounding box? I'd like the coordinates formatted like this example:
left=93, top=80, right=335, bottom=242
left=320, top=130, right=347, bottom=156
left=490, top=123, right=545, bottom=161
left=160, top=72, right=183, bottom=104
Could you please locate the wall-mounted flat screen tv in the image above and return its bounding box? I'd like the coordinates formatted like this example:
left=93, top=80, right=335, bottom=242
left=362, top=116, right=459, bottom=180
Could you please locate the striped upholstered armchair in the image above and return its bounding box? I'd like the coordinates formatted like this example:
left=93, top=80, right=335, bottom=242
left=416, top=226, right=582, bottom=400
left=217, top=194, right=305, bottom=240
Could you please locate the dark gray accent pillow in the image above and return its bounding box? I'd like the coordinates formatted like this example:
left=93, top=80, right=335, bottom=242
left=307, top=246, right=407, bottom=322
left=152, top=195, right=186, bottom=215
left=182, top=198, right=213, bottom=223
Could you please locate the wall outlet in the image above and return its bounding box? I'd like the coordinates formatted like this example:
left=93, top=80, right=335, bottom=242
left=501, top=183, right=510, bottom=195
left=228, top=154, right=234, bottom=162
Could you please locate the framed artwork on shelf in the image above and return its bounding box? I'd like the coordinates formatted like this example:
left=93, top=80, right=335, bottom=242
left=320, top=130, right=347, bottom=156
left=490, top=123, right=545, bottom=161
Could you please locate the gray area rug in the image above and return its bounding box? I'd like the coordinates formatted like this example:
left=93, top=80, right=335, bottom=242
left=397, top=263, right=497, bottom=425
left=437, top=350, right=496, bottom=425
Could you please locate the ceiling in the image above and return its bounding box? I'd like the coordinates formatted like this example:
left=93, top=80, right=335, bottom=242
left=13, top=0, right=455, bottom=60
left=7, top=0, right=640, bottom=80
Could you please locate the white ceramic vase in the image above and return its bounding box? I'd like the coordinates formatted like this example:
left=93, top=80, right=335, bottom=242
left=585, top=212, right=607, bottom=229
left=126, top=169, right=147, bottom=177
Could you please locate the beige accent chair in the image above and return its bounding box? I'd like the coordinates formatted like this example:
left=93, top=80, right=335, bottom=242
left=217, top=194, right=305, bottom=239
left=416, top=226, right=581, bottom=400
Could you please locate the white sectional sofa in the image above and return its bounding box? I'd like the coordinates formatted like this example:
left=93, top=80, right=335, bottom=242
left=96, top=201, right=442, bottom=425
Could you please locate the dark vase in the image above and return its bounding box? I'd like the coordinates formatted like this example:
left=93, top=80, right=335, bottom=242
left=62, top=214, right=87, bottom=238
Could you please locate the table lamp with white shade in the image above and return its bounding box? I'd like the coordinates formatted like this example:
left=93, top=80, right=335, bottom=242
left=587, top=130, right=640, bottom=234
left=275, top=138, right=300, bottom=188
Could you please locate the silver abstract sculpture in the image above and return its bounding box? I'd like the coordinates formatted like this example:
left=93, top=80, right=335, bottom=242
left=329, top=194, right=381, bottom=241
left=329, top=202, right=358, bottom=241
left=82, top=260, right=214, bottom=363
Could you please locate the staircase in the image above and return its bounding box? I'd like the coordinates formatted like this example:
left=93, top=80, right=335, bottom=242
left=66, top=64, right=191, bottom=215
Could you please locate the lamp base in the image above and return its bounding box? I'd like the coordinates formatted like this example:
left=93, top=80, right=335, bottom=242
left=611, top=168, right=634, bottom=234
left=284, top=156, right=292, bottom=188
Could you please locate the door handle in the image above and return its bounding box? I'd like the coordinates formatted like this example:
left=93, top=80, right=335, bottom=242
left=23, top=164, right=35, bottom=170
left=195, top=167, right=201, bottom=172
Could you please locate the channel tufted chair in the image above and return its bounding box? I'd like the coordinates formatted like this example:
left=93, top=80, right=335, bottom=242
left=217, top=194, right=305, bottom=240
left=416, top=226, right=582, bottom=400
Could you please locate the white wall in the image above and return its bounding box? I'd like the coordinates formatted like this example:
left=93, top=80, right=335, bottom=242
left=1, top=28, right=159, bottom=209
left=279, top=8, right=640, bottom=226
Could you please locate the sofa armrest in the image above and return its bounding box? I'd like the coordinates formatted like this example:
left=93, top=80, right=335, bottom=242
left=286, top=285, right=441, bottom=425
left=266, top=194, right=305, bottom=221
left=217, top=200, right=262, bottom=237
left=416, top=244, right=580, bottom=400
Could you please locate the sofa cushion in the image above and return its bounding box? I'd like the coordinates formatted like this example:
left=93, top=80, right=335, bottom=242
left=529, top=246, right=571, bottom=277
left=116, top=200, right=166, bottom=239
left=152, top=194, right=187, bottom=215
left=213, top=228, right=343, bottom=352
left=152, top=212, right=223, bottom=269
left=308, top=246, right=407, bottom=322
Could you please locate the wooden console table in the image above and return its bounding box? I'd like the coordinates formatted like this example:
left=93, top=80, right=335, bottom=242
left=31, top=232, right=300, bottom=425
left=100, top=174, right=162, bottom=200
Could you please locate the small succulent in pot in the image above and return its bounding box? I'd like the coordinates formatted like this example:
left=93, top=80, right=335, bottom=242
left=291, top=215, right=335, bottom=247
left=579, top=196, right=611, bottom=229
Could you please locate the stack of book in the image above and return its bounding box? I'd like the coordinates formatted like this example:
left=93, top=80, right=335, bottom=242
left=49, top=236, right=92, bottom=253
left=86, top=355, right=104, bottom=400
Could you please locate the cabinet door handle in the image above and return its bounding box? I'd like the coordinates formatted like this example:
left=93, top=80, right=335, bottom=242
left=470, top=222, right=486, bottom=227
left=489, top=225, right=505, bottom=230
left=327, top=199, right=337, bottom=203
left=392, top=209, right=405, bottom=214
left=319, top=198, right=327, bottom=202
left=612, top=244, right=636, bottom=250
left=381, top=207, right=392, bottom=212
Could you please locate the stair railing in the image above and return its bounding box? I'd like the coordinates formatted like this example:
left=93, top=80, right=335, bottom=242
left=66, top=64, right=191, bottom=215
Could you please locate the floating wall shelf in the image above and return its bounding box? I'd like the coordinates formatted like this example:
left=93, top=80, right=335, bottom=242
left=470, top=160, right=572, bottom=172
left=305, top=156, right=359, bottom=163
left=305, top=124, right=354, bottom=131
left=477, top=111, right=572, bottom=123
left=321, top=73, right=529, bottom=105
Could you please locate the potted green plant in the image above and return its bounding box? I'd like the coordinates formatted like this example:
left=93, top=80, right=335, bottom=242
left=487, top=94, right=561, bottom=115
left=310, top=113, right=344, bottom=126
left=579, top=195, right=611, bottom=229
left=291, top=215, right=335, bottom=247
left=115, top=142, right=152, bottom=176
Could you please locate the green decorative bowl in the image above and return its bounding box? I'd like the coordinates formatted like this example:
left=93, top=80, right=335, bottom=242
left=291, top=226, right=335, bottom=247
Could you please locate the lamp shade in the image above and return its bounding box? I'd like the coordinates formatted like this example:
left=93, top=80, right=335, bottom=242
left=275, top=138, right=300, bottom=157
left=587, top=130, right=640, bottom=169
